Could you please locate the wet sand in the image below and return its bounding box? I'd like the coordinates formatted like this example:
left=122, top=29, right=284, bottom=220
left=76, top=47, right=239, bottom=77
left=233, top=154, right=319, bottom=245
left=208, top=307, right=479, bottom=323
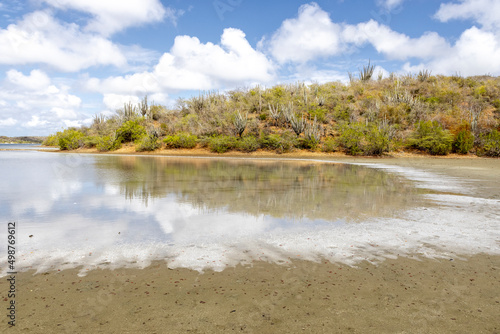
left=2, top=152, right=499, bottom=333
left=1, top=255, right=499, bottom=333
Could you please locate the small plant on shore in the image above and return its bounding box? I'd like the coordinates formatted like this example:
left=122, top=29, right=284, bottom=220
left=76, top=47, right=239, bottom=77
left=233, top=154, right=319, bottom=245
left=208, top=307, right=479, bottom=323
left=58, top=129, right=84, bottom=150
left=96, top=135, right=121, bottom=152
left=42, top=134, right=59, bottom=146
left=116, top=120, right=147, bottom=143
left=408, top=120, right=453, bottom=155
left=208, top=135, right=237, bottom=153
left=164, top=133, right=198, bottom=149
left=453, top=129, right=474, bottom=154
left=236, top=136, right=260, bottom=152
left=82, top=135, right=99, bottom=148
left=338, top=123, right=389, bottom=156
left=321, top=137, right=338, bottom=153
left=478, top=130, right=500, bottom=157
left=136, top=135, right=160, bottom=152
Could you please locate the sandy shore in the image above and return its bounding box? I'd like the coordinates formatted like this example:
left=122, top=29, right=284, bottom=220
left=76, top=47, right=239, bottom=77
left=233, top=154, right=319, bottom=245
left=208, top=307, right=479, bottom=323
left=2, top=148, right=499, bottom=333
left=1, top=255, right=499, bottom=333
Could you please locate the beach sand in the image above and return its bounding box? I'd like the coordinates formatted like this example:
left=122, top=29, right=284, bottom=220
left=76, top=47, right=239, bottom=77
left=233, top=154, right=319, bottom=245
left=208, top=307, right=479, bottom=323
left=1, top=255, right=499, bottom=333
left=2, top=151, right=499, bottom=333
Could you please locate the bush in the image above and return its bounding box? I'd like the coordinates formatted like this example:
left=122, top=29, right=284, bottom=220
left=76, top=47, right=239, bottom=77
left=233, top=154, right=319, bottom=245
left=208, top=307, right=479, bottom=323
left=408, top=121, right=453, bottom=155
left=208, top=135, right=237, bottom=153
left=364, top=126, right=389, bottom=155
left=164, top=133, right=198, bottom=149
left=236, top=136, right=260, bottom=152
left=96, top=135, right=121, bottom=152
left=42, top=134, right=59, bottom=146
left=296, top=137, right=319, bottom=150
left=338, top=123, right=389, bottom=156
left=321, top=137, right=337, bottom=152
left=478, top=130, right=500, bottom=157
left=136, top=135, right=160, bottom=152
left=259, top=133, right=295, bottom=153
left=116, top=120, right=146, bottom=143
left=82, top=136, right=99, bottom=148
left=58, top=129, right=84, bottom=150
left=453, top=129, right=474, bottom=154
left=338, top=123, right=364, bottom=155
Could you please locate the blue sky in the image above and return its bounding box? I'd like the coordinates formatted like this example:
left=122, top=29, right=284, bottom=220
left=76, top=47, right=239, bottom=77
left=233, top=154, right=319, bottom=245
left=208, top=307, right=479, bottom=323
left=0, top=0, right=499, bottom=136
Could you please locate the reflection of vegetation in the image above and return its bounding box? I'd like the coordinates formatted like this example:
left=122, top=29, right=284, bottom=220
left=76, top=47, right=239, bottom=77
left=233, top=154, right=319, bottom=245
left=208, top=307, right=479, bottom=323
left=95, top=157, right=422, bottom=221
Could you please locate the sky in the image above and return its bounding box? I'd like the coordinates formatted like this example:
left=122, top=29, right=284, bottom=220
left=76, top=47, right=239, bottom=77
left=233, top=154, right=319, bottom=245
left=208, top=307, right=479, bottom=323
left=0, top=0, right=500, bottom=136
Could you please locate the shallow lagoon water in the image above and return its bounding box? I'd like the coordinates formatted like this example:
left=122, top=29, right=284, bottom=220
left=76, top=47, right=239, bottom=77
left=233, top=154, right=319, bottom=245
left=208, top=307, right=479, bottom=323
left=0, top=151, right=499, bottom=276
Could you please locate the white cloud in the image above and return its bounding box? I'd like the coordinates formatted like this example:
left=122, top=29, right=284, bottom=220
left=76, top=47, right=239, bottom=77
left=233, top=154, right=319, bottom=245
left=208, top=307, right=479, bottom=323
left=377, top=0, right=405, bottom=10
left=434, top=0, right=500, bottom=30
left=267, top=3, right=343, bottom=63
left=88, top=28, right=276, bottom=96
left=6, top=69, right=50, bottom=90
left=0, top=11, right=126, bottom=71
left=404, top=27, right=500, bottom=76
left=42, top=0, right=170, bottom=36
left=0, top=69, right=84, bottom=133
left=342, top=20, right=450, bottom=60
left=103, top=94, right=141, bottom=111
left=24, top=115, right=48, bottom=128
left=0, top=117, right=17, bottom=126
left=266, top=4, right=448, bottom=64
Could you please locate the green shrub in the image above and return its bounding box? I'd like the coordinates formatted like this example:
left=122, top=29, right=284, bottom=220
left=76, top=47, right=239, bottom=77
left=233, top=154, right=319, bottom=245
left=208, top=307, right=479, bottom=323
left=338, top=123, right=389, bottom=156
left=82, top=136, right=99, bottom=148
left=364, top=126, right=390, bottom=155
left=163, top=133, right=198, bottom=149
left=96, top=135, right=121, bottom=152
left=453, top=129, right=474, bottom=154
left=136, top=135, right=160, bottom=152
left=296, top=137, right=319, bottom=150
left=208, top=135, right=237, bottom=153
left=478, top=130, right=500, bottom=157
left=408, top=121, right=453, bottom=155
left=236, top=136, right=260, bottom=152
left=116, top=120, right=146, bottom=143
left=338, top=123, right=365, bottom=155
left=259, top=133, right=295, bottom=153
left=58, top=129, right=84, bottom=150
left=321, top=137, right=337, bottom=152
left=42, top=134, right=59, bottom=146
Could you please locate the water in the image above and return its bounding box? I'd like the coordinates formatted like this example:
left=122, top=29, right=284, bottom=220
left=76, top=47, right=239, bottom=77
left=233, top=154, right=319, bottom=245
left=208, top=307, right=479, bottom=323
left=0, top=143, right=58, bottom=150
left=1, top=151, right=499, bottom=276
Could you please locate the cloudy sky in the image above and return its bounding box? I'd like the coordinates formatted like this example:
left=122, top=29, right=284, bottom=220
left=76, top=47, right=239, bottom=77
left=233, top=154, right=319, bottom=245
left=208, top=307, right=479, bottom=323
left=1, top=0, right=499, bottom=136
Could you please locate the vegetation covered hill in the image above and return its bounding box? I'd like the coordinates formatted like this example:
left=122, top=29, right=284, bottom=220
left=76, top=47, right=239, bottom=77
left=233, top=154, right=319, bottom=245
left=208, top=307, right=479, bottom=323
left=44, top=70, right=500, bottom=157
left=0, top=136, right=45, bottom=144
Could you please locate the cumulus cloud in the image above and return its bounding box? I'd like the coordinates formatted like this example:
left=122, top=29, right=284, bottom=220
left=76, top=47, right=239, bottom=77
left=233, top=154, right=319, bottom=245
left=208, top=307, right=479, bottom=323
left=88, top=28, right=276, bottom=96
left=434, top=0, right=500, bottom=30
left=42, top=0, right=171, bottom=36
left=267, top=3, right=343, bottom=63
left=0, top=69, right=83, bottom=133
left=266, top=3, right=448, bottom=64
left=342, top=20, right=450, bottom=60
left=0, top=11, right=127, bottom=71
left=24, top=115, right=48, bottom=128
left=404, top=27, right=500, bottom=76
left=0, top=118, right=18, bottom=127
left=6, top=69, right=51, bottom=90
left=263, top=2, right=500, bottom=76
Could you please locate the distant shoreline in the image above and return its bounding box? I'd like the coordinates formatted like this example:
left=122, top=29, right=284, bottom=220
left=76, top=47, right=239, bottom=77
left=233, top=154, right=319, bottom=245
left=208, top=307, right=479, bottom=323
left=43, top=144, right=497, bottom=160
